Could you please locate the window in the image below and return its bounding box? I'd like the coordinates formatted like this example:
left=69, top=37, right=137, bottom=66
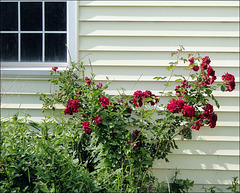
left=0, top=1, right=77, bottom=75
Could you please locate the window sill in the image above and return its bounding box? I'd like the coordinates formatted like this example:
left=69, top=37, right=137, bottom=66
left=1, top=62, right=68, bottom=76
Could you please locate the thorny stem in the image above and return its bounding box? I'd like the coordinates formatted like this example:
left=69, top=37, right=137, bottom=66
left=158, top=46, right=185, bottom=104
left=141, top=121, right=183, bottom=185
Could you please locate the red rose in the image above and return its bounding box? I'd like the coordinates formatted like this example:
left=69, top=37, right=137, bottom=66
left=52, top=67, right=58, bottom=71
left=167, top=99, right=185, bottom=113
left=143, top=90, right=152, bottom=98
left=132, top=90, right=144, bottom=107
left=188, top=57, right=194, bottom=65
left=207, top=66, right=215, bottom=76
left=208, top=113, right=217, bottom=128
left=175, top=80, right=190, bottom=96
left=85, top=77, right=91, bottom=86
left=64, top=99, right=80, bottom=115
left=82, top=121, right=89, bottom=128
left=191, top=120, right=203, bottom=131
left=192, top=65, right=199, bottom=71
left=99, top=96, right=109, bottom=108
left=203, top=103, right=213, bottom=114
left=97, top=83, right=103, bottom=89
left=132, top=96, right=143, bottom=107
left=83, top=127, right=92, bottom=135
left=201, top=56, right=211, bottom=70
left=133, top=90, right=144, bottom=96
left=182, top=105, right=195, bottom=118
left=82, top=121, right=91, bottom=134
left=94, top=116, right=102, bottom=125
left=222, top=73, right=235, bottom=92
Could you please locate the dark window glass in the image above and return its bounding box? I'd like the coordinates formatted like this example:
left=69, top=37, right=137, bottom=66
left=0, top=2, right=18, bottom=31
left=21, top=2, right=42, bottom=31
left=45, top=2, right=66, bottom=31
left=0, top=33, right=18, bottom=61
left=21, top=34, right=42, bottom=61
left=45, top=33, right=66, bottom=62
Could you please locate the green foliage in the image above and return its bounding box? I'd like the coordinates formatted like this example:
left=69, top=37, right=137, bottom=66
left=202, top=186, right=223, bottom=193
left=169, top=170, right=194, bottom=193
left=149, top=170, right=194, bottom=193
left=0, top=114, right=98, bottom=193
left=1, top=48, right=235, bottom=192
left=227, top=176, right=240, bottom=193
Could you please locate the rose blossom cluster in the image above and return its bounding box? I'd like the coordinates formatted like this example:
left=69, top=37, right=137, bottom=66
left=94, top=115, right=102, bottom=125
left=167, top=98, right=195, bottom=118
left=99, top=96, right=109, bottom=108
left=189, top=56, right=217, bottom=86
left=175, top=80, right=191, bottom=97
left=167, top=99, right=217, bottom=130
left=82, top=121, right=92, bottom=135
left=199, top=56, right=217, bottom=86
left=188, top=57, right=199, bottom=71
left=132, top=90, right=158, bottom=107
left=64, top=99, right=81, bottom=115
left=85, top=77, right=92, bottom=86
left=222, top=73, right=235, bottom=92
left=191, top=103, right=217, bottom=130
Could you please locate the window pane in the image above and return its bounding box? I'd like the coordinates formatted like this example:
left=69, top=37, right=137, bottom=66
left=0, top=2, right=18, bottom=31
left=21, top=34, right=42, bottom=61
left=45, top=33, right=66, bottom=62
left=21, top=2, right=42, bottom=31
left=45, top=2, right=66, bottom=31
left=0, top=33, right=18, bottom=62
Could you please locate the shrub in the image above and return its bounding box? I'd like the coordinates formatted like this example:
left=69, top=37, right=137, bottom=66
left=0, top=113, right=98, bottom=192
left=1, top=48, right=236, bottom=192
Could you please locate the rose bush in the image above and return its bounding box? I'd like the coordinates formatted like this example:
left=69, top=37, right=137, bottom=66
left=36, top=49, right=236, bottom=192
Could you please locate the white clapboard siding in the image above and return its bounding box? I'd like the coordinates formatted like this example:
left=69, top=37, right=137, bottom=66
left=77, top=1, right=240, bottom=191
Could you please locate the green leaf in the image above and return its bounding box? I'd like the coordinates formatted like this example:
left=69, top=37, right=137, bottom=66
left=153, top=76, right=166, bottom=81
left=175, top=79, right=182, bottom=82
left=166, top=64, right=175, bottom=71
left=221, top=85, right=226, bottom=92
left=164, top=82, right=174, bottom=87
left=142, top=161, right=152, bottom=166
left=140, top=147, right=147, bottom=154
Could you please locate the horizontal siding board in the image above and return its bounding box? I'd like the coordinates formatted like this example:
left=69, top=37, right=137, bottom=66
left=172, top=140, right=239, bottom=156
left=1, top=79, right=56, bottom=93
left=79, top=1, right=239, bottom=7
left=151, top=169, right=239, bottom=185
left=79, top=22, right=239, bottom=38
left=79, top=51, right=239, bottom=67
left=78, top=37, right=239, bottom=53
left=79, top=32, right=239, bottom=38
left=153, top=154, right=239, bottom=171
left=174, top=126, right=239, bottom=141
left=79, top=7, right=239, bottom=22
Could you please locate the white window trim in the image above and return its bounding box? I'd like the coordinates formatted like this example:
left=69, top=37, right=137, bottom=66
left=1, top=1, right=78, bottom=76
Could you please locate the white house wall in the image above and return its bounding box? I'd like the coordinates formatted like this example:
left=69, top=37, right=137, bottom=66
left=1, top=1, right=239, bottom=191
left=78, top=1, right=239, bottom=192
